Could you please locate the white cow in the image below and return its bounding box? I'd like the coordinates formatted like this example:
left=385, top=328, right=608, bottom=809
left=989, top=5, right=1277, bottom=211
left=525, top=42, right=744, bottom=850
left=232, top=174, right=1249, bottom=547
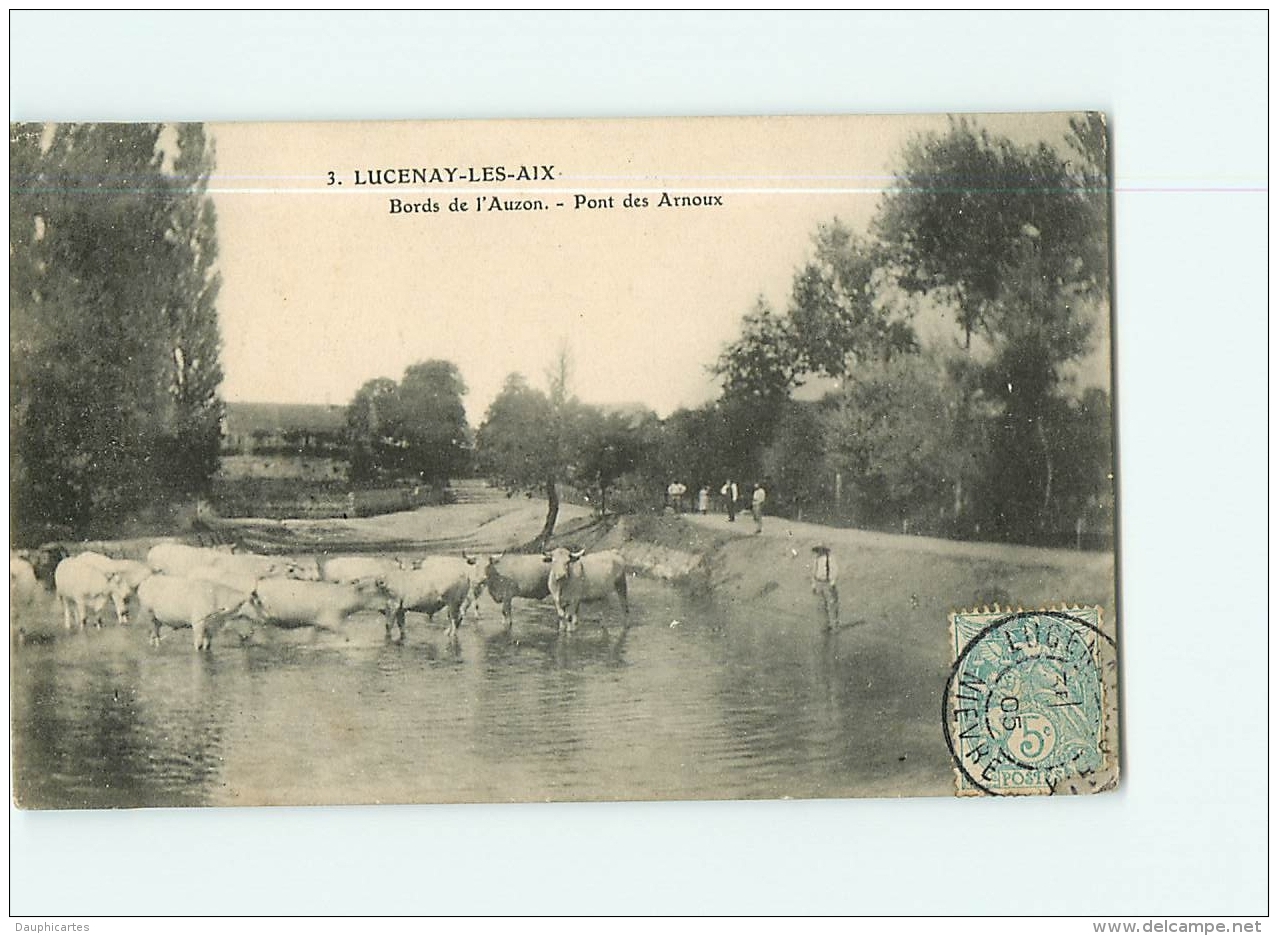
left=136, top=574, right=262, bottom=650
left=543, top=548, right=629, bottom=632
left=252, top=577, right=391, bottom=631
left=148, top=543, right=318, bottom=582
left=147, top=543, right=233, bottom=576
left=77, top=552, right=154, bottom=589
left=379, top=562, right=473, bottom=639
left=12, top=544, right=67, bottom=591
left=10, top=553, right=43, bottom=644
left=53, top=554, right=134, bottom=630
left=76, top=552, right=154, bottom=623
left=431, top=554, right=485, bottom=621
left=187, top=563, right=260, bottom=595
left=320, top=555, right=409, bottom=584
left=210, top=551, right=317, bottom=582
left=10, top=553, right=41, bottom=606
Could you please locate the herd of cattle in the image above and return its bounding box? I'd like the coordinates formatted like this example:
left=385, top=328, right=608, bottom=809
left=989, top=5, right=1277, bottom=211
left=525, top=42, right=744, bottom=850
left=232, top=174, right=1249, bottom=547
left=9, top=542, right=631, bottom=650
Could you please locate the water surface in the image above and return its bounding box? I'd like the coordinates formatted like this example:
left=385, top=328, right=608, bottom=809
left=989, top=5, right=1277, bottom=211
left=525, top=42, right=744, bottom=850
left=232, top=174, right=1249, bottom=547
left=11, top=579, right=952, bottom=808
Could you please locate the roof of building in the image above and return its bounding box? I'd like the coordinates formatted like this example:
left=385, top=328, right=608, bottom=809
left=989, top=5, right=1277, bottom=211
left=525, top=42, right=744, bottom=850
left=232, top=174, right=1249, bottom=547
left=223, top=402, right=347, bottom=435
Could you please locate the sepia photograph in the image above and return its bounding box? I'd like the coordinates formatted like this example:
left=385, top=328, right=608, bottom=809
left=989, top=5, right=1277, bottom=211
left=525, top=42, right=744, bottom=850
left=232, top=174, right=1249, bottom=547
left=9, top=113, right=1118, bottom=809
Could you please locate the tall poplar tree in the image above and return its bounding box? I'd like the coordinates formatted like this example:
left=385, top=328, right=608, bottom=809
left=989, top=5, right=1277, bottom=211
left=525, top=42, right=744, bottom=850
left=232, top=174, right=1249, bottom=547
left=10, top=122, right=225, bottom=540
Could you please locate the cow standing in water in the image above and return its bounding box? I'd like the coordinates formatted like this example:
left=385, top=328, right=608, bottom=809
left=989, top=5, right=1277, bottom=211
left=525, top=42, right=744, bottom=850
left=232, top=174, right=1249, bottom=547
left=378, top=562, right=472, bottom=640
left=252, top=578, right=392, bottom=632
left=320, top=555, right=410, bottom=584
left=543, top=548, right=629, bottom=632
left=77, top=552, right=153, bottom=621
left=10, top=555, right=43, bottom=642
left=13, top=544, right=68, bottom=592
left=54, top=554, right=137, bottom=630
left=479, top=553, right=552, bottom=631
left=136, top=574, right=263, bottom=651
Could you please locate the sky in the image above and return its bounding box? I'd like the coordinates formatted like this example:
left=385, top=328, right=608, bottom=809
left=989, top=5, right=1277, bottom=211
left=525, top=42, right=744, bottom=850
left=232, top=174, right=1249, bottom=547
left=209, top=112, right=1101, bottom=424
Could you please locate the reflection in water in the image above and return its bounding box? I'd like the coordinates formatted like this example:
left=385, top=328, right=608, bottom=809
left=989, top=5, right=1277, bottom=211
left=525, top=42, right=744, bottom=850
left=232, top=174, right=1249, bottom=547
left=10, top=579, right=952, bottom=808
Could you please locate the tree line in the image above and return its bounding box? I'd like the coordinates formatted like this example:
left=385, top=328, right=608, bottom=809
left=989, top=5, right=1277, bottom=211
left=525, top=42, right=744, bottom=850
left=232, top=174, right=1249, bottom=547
left=11, top=123, right=223, bottom=543
left=709, top=114, right=1114, bottom=544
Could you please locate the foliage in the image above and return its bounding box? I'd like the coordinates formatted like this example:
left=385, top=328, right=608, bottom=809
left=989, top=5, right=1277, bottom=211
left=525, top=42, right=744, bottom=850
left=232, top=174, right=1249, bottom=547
left=395, top=360, right=471, bottom=482
left=875, top=116, right=1105, bottom=347
left=10, top=122, right=225, bottom=541
left=471, top=358, right=577, bottom=545
left=787, top=222, right=916, bottom=375
left=346, top=377, right=400, bottom=482
left=345, top=361, right=470, bottom=484
left=870, top=116, right=1110, bottom=539
left=473, top=372, right=556, bottom=488
left=821, top=350, right=990, bottom=532
left=572, top=407, right=655, bottom=514
left=475, top=358, right=661, bottom=527
left=759, top=400, right=829, bottom=518
left=711, top=297, right=803, bottom=404
left=699, top=117, right=1112, bottom=544
left=975, top=386, right=1113, bottom=545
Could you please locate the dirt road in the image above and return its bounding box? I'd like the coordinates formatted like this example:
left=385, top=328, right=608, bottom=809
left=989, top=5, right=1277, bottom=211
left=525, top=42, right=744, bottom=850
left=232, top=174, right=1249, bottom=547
left=221, top=479, right=594, bottom=556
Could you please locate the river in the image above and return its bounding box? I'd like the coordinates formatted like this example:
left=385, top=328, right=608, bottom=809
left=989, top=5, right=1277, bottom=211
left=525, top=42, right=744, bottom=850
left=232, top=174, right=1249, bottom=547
left=10, top=576, right=952, bottom=808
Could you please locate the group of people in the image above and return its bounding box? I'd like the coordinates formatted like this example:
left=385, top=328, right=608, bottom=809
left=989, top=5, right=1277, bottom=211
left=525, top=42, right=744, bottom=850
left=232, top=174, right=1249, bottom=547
left=719, top=479, right=768, bottom=535
left=666, top=478, right=769, bottom=534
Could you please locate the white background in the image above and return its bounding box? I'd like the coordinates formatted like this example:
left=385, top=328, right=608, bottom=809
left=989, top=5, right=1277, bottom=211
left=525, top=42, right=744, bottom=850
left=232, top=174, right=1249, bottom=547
left=7, top=10, right=1269, bottom=917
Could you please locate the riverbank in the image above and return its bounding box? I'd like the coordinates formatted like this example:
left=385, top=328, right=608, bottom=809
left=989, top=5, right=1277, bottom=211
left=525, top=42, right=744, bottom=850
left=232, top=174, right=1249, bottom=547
left=553, top=507, right=1114, bottom=627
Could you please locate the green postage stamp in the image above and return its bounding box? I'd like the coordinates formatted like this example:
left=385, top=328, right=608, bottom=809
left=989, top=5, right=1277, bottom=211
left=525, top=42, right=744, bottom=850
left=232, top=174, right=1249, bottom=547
left=945, top=606, right=1120, bottom=796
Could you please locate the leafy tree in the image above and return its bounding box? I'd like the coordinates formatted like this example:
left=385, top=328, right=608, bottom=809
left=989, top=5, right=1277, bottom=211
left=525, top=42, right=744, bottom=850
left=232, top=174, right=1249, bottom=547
left=344, top=362, right=470, bottom=484
left=787, top=221, right=916, bottom=376
left=875, top=116, right=1110, bottom=538
left=711, top=227, right=920, bottom=482
left=535, top=345, right=581, bottom=543
left=876, top=116, right=1105, bottom=349
left=346, top=377, right=400, bottom=482
left=711, top=296, right=803, bottom=404
left=1063, top=112, right=1112, bottom=299
left=710, top=298, right=807, bottom=477
left=155, top=123, right=225, bottom=491
left=657, top=405, right=732, bottom=493
left=395, top=360, right=470, bottom=483
left=10, top=122, right=225, bottom=540
left=572, top=406, right=650, bottom=515
left=822, top=350, right=990, bottom=533
left=760, top=400, right=829, bottom=520
left=473, top=373, right=553, bottom=485
left=473, top=369, right=568, bottom=545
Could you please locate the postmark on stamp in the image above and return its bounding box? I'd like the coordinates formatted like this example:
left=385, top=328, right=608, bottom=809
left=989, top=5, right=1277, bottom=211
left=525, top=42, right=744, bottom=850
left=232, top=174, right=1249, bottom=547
left=944, top=606, right=1119, bottom=796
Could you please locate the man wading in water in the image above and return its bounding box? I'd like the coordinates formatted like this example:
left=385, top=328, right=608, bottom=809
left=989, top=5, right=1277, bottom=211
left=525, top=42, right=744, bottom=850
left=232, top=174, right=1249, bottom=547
left=811, top=544, right=840, bottom=631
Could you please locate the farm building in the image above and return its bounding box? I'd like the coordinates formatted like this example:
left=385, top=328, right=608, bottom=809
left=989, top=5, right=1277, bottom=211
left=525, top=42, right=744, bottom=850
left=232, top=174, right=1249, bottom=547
left=219, top=402, right=348, bottom=480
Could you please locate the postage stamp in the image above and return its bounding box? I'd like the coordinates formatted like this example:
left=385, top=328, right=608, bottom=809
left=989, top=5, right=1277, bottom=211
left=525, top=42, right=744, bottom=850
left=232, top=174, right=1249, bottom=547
left=944, top=607, right=1119, bottom=796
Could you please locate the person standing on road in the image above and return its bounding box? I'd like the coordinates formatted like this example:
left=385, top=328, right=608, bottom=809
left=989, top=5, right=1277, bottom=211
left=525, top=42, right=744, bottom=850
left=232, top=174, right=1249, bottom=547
left=811, top=544, right=840, bottom=631
left=751, top=482, right=767, bottom=534
left=721, top=479, right=738, bottom=522
left=697, top=486, right=710, bottom=515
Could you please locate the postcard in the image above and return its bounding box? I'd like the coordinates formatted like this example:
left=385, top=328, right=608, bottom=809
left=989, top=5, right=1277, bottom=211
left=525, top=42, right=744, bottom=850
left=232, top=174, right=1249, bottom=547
left=9, top=113, right=1118, bottom=806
